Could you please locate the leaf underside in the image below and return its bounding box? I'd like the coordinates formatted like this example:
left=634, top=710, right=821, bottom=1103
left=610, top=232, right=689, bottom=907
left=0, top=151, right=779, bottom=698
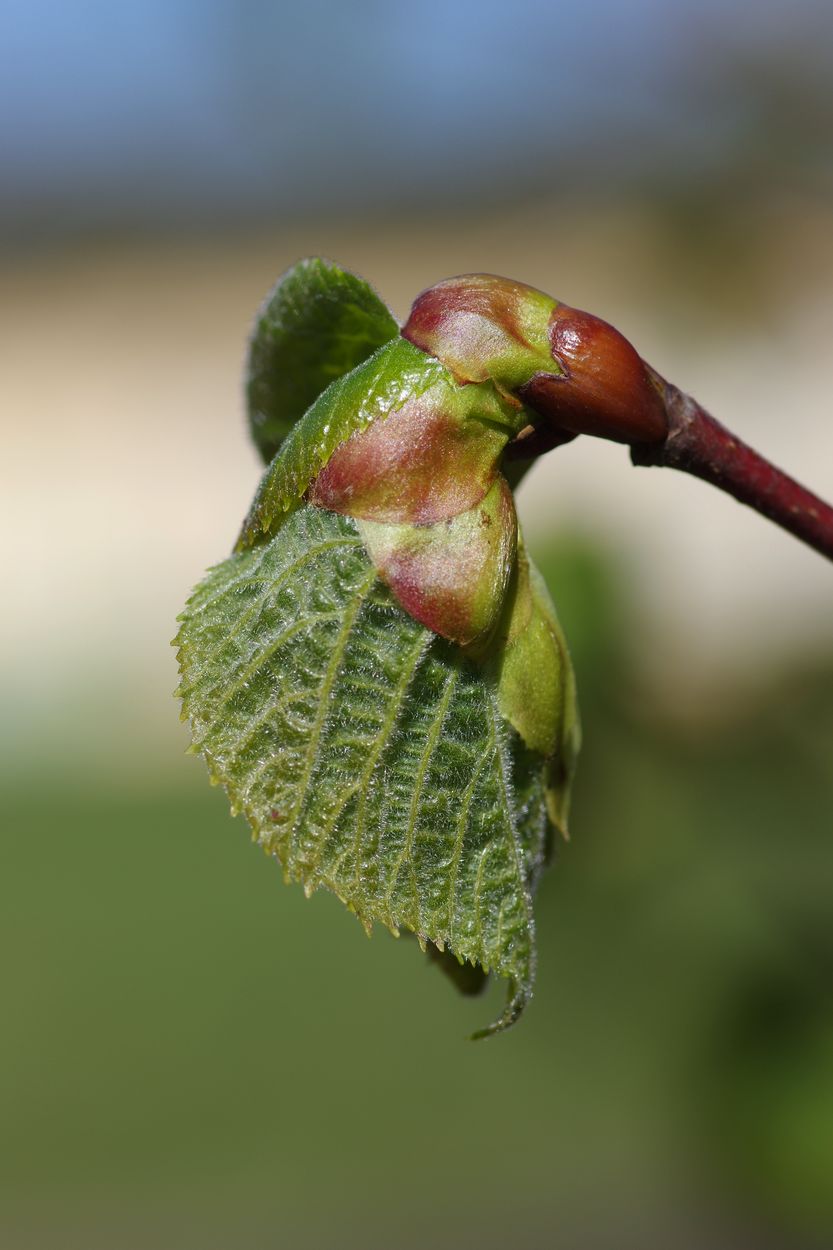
left=247, top=257, right=400, bottom=463
left=176, top=505, right=548, bottom=1034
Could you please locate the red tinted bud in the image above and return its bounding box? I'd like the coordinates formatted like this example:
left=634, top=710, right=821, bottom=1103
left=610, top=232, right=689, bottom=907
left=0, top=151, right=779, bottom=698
left=520, top=304, right=668, bottom=445
left=403, top=275, right=668, bottom=448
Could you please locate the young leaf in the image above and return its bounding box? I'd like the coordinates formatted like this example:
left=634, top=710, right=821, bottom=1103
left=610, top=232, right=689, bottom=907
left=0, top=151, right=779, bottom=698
left=247, top=258, right=400, bottom=463
left=176, top=505, right=549, bottom=1035
left=238, top=338, right=446, bottom=549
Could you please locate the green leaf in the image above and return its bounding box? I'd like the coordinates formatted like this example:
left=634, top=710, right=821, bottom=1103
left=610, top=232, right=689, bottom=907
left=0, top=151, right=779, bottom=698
left=247, top=258, right=400, bottom=463
left=176, top=504, right=547, bottom=1035
left=237, top=338, right=446, bottom=550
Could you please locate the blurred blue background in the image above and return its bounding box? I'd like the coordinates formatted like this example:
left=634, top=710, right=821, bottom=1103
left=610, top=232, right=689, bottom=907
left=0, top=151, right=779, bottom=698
left=3, top=0, right=833, bottom=240
left=2, top=2, right=832, bottom=1247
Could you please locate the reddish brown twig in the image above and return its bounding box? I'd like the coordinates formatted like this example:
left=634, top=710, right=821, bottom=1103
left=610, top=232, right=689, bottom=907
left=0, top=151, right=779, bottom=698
left=630, top=381, right=833, bottom=563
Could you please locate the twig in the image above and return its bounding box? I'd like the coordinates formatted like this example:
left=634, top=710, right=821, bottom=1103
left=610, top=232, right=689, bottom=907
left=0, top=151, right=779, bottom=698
left=631, top=380, right=833, bottom=563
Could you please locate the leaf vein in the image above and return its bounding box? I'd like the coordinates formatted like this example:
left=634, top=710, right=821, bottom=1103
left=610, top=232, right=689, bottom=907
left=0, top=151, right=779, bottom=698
left=447, top=740, right=491, bottom=948
left=205, top=610, right=343, bottom=718
left=283, top=567, right=379, bottom=853
left=194, top=536, right=363, bottom=664
left=384, top=665, right=459, bottom=918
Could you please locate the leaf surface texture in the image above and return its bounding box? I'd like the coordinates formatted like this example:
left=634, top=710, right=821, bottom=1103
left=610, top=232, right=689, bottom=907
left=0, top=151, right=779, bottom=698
left=177, top=506, right=542, bottom=1032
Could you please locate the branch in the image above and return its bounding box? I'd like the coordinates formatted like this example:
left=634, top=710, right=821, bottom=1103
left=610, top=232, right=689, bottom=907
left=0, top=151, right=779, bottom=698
left=631, top=381, right=833, bottom=563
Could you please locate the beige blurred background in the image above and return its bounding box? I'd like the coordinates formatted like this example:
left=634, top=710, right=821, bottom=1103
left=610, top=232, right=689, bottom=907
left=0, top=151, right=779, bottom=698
left=2, top=3, right=832, bottom=1248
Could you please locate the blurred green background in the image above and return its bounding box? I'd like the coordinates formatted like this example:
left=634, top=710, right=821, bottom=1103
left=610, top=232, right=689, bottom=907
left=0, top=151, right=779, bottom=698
left=2, top=2, right=832, bottom=1247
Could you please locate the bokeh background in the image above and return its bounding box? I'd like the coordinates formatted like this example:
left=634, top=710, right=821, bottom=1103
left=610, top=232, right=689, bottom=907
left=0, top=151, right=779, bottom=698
left=2, top=2, right=832, bottom=1247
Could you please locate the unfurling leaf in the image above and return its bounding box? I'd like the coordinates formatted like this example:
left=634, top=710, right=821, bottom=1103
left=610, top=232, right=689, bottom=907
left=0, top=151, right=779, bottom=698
left=238, top=338, right=445, bottom=549
left=177, top=260, right=581, bottom=1035
left=247, top=257, right=399, bottom=463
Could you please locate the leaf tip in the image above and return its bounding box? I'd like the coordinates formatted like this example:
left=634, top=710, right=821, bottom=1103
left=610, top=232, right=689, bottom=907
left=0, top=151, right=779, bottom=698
left=469, top=977, right=529, bottom=1041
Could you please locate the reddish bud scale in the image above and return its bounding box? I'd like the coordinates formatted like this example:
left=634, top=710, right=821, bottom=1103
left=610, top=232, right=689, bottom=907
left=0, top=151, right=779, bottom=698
left=310, top=385, right=507, bottom=525
left=522, top=304, right=668, bottom=445
left=358, top=478, right=517, bottom=646
left=404, top=274, right=557, bottom=391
